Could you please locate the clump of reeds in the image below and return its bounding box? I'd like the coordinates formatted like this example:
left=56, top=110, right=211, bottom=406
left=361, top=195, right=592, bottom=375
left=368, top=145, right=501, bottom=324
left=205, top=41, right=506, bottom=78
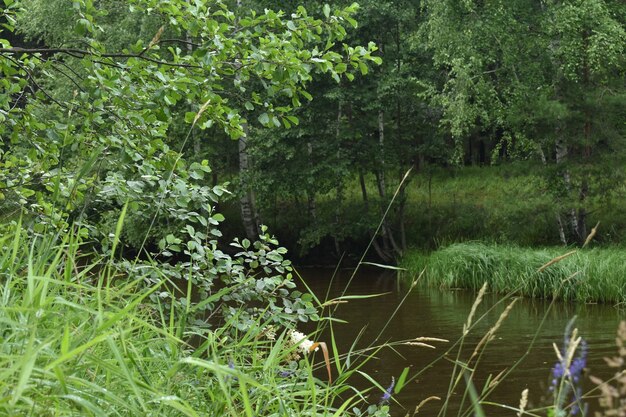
left=403, top=243, right=626, bottom=303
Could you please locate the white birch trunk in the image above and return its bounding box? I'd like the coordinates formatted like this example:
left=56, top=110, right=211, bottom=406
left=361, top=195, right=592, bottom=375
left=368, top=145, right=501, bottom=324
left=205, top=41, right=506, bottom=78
left=238, top=133, right=260, bottom=241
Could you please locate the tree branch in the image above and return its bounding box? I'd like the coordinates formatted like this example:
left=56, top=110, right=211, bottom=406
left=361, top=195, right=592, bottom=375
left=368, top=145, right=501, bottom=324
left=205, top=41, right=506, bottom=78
left=2, top=54, right=70, bottom=109
left=159, top=38, right=201, bottom=48
left=0, top=47, right=202, bottom=69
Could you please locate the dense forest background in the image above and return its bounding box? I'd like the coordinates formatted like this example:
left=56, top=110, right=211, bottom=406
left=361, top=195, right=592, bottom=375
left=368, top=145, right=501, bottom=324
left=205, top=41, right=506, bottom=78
left=1, top=0, right=625, bottom=264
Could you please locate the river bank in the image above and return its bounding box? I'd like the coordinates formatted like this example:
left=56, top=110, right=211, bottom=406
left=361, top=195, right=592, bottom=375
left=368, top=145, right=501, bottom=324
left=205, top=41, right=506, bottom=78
left=221, top=163, right=626, bottom=263
left=401, top=242, right=626, bottom=304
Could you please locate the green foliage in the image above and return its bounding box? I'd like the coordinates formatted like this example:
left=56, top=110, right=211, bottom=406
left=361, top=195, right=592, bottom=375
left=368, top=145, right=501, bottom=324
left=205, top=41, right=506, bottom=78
left=218, top=0, right=625, bottom=255
left=547, top=0, right=625, bottom=82
left=236, top=0, right=439, bottom=258
left=420, top=0, right=625, bottom=145
left=0, top=0, right=381, bottom=250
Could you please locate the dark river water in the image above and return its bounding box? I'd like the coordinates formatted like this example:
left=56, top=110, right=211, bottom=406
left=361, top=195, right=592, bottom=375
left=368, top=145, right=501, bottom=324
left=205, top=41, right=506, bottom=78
left=297, top=266, right=625, bottom=417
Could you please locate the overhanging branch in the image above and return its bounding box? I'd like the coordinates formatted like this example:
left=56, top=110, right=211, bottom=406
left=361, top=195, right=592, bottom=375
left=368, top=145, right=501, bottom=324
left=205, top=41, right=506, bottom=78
left=0, top=47, right=202, bottom=69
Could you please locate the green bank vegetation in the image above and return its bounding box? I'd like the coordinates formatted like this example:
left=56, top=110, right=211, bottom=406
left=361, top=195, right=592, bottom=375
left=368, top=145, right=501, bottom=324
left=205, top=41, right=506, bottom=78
left=402, top=243, right=626, bottom=304
left=253, top=163, right=578, bottom=253
left=252, top=162, right=626, bottom=261
left=0, top=221, right=400, bottom=416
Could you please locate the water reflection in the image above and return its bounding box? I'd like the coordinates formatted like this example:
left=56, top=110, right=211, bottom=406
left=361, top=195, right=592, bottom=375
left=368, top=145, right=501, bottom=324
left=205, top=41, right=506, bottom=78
left=298, top=266, right=624, bottom=416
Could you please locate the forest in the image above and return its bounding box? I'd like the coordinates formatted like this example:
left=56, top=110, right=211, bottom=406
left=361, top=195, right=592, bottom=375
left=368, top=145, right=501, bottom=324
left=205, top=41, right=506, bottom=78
left=1, top=0, right=625, bottom=416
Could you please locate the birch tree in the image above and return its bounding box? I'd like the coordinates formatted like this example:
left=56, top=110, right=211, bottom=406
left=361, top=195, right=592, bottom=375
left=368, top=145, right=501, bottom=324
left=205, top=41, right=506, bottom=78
left=420, top=0, right=625, bottom=244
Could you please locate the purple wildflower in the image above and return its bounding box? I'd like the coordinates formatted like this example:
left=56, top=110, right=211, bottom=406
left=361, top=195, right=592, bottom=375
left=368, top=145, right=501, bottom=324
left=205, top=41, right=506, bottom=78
left=380, top=376, right=395, bottom=404
left=550, top=362, right=564, bottom=391
left=549, top=319, right=588, bottom=416
left=570, top=340, right=587, bottom=383
left=569, top=340, right=588, bottom=415
left=278, top=370, right=295, bottom=378
left=550, top=338, right=587, bottom=386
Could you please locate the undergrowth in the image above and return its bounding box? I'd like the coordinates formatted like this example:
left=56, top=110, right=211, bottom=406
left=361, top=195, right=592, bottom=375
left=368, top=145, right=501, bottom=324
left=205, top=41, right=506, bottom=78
left=0, top=221, right=392, bottom=417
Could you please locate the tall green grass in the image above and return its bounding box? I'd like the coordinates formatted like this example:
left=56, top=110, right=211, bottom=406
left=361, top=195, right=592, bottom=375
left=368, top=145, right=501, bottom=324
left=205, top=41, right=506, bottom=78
left=402, top=242, right=626, bottom=304
left=0, top=223, right=391, bottom=417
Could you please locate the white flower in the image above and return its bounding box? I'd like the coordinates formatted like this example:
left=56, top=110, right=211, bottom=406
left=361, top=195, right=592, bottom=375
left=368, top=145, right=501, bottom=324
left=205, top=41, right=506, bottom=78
left=288, top=330, right=318, bottom=355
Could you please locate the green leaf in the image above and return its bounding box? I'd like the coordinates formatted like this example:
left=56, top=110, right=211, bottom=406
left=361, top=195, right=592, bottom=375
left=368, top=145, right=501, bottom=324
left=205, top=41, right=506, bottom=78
left=75, top=18, right=92, bottom=35
left=189, top=170, right=204, bottom=179
left=358, top=61, right=368, bottom=75
left=110, top=201, right=128, bottom=260
left=323, top=4, right=331, bottom=18
left=345, top=16, right=358, bottom=28
left=335, top=63, right=347, bottom=73
left=258, top=112, right=270, bottom=125
left=464, top=371, right=486, bottom=417
left=395, top=367, right=410, bottom=394
left=184, top=112, right=196, bottom=123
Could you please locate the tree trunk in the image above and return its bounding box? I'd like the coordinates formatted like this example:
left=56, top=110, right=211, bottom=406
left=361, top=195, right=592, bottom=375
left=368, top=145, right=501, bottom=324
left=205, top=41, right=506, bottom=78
left=306, top=140, right=317, bottom=222
left=360, top=170, right=390, bottom=262
left=235, top=0, right=260, bottom=242
left=377, top=110, right=386, bottom=193
left=555, top=137, right=579, bottom=244
left=186, top=19, right=200, bottom=157
left=397, top=169, right=411, bottom=253
left=333, top=101, right=343, bottom=256
left=556, top=213, right=567, bottom=246
left=540, top=142, right=569, bottom=244
left=375, top=110, right=402, bottom=259
left=376, top=110, right=391, bottom=256
left=239, top=133, right=260, bottom=241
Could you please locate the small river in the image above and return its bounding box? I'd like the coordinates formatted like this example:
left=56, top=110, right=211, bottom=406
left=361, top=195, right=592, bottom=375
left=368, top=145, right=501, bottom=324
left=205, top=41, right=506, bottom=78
left=297, top=266, right=625, bottom=416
